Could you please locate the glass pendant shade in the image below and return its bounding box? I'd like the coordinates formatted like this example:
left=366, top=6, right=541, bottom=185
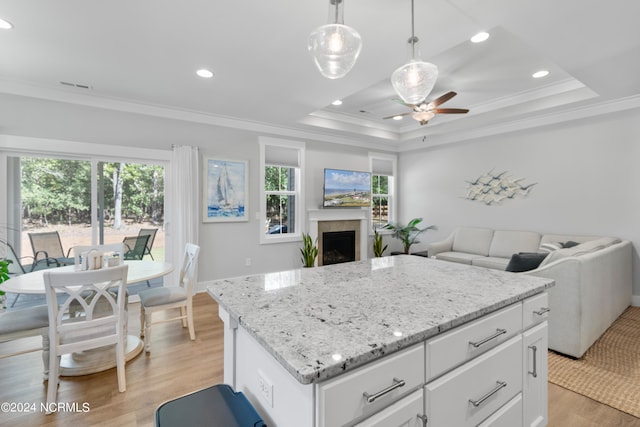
left=308, top=0, right=362, bottom=79
left=391, top=38, right=438, bottom=104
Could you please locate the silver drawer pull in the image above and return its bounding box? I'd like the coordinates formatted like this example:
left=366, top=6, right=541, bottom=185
left=363, top=377, right=405, bottom=404
left=533, top=307, right=550, bottom=316
left=528, top=345, right=538, bottom=377
left=469, top=381, right=507, bottom=407
left=469, top=328, right=507, bottom=348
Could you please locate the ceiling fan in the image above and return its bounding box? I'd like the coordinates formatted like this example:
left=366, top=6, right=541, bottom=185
left=384, top=91, right=469, bottom=125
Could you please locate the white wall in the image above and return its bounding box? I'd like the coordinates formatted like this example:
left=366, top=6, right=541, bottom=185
left=198, top=134, right=383, bottom=282
left=398, top=108, right=640, bottom=299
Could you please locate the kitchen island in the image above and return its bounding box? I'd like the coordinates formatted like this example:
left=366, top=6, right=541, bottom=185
left=207, top=255, right=554, bottom=427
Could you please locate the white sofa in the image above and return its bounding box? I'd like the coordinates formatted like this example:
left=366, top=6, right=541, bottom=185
left=427, top=227, right=633, bottom=358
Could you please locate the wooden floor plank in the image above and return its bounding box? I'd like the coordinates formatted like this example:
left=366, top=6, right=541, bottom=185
left=1, top=293, right=638, bottom=426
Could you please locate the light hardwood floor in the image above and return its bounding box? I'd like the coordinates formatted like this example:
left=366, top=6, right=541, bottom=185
left=1, top=293, right=638, bottom=426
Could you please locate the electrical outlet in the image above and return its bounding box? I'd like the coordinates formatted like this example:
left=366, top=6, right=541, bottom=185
left=245, top=258, right=251, bottom=266
left=257, top=370, right=273, bottom=407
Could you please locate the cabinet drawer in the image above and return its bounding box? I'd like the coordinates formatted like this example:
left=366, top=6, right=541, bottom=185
left=425, top=335, right=523, bottom=427
left=478, top=393, right=523, bottom=427
left=354, top=389, right=424, bottom=427
left=426, top=303, right=522, bottom=380
left=523, top=292, right=549, bottom=330
left=317, top=344, right=424, bottom=427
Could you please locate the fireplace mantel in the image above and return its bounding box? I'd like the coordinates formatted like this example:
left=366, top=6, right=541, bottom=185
left=308, top=209, right=369, bottom=266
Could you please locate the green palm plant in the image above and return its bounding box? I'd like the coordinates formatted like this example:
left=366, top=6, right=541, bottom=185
left=383, top=218, right=436, bottom=254
left=372, top=230, right=388, bottom=257
left=300, top=233, right=319, bottom=267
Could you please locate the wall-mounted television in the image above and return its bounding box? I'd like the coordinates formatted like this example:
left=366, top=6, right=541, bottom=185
left=323, top=168, right=371, bottom=208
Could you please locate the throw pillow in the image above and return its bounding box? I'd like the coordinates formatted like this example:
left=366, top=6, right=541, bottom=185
left=506, top=252, right=549, bottom=273
left=538, top=242, right=563, bottom=253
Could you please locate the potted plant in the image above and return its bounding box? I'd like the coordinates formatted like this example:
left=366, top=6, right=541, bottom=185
left=300, top=233, right=319, bottom=267
left=0, top=259, right=10, bottom=311
left=383, top=218, right=436, bottom=254
left=372, top=229, right=388, bottom=257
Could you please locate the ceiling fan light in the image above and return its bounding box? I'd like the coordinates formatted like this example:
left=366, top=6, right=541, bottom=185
left=308, top=0, right=362, bottom=79
left=412, top=111, right=435, bottom=123
left=391, top=59, right=438, bottom=105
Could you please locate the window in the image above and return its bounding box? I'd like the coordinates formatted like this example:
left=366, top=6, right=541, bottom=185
left=260, top=138, right=305, bottom=244
left=370, top=153, right=397, bottom=230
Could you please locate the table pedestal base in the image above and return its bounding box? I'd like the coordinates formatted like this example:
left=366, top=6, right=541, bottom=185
left=59, top=335, right=143, bottom=376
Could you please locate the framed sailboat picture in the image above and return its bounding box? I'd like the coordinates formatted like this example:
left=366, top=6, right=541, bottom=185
left=203, top=158, right=248, bottom=222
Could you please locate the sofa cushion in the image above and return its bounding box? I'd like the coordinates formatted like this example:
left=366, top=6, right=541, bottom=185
left=538, top=242, right=563, bottom=253
left=505, top=252, right=548, bottom=272
left=472, top=256, right=511, bottom=270
left=489, top=230, right=541, bottom=258
left=452, top=227, right=494, bottom=256
left=436, top=252, right=485, bottom=265
left=539, top=237, right=621, bottom=267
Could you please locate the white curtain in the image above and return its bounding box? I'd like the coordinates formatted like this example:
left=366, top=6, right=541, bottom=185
left=168, top=145, right=199, bottom=283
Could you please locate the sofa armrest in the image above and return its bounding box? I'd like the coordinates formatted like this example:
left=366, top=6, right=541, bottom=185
left=525, top=240, right=632, bottom=357
left=427, top=232, right=455, bottom=256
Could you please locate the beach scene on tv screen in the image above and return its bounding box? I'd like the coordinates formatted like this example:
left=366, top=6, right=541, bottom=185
left=323, top=169, right=371, bottom=207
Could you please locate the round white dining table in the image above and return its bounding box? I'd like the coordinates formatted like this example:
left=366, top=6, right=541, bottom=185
left=2, top=260, right=173, bottom=294
left=3, top=260, right=174, bottom=376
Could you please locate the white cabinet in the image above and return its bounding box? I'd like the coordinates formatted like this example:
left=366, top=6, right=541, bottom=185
left=317, top=344, right=424, bottom=427
left=523, top=322, right=548, bottom=427
left=219, top=292, right=548, bottom=427
left=425, top=336, right=523, bottom=426
left=426, top=303, right=522, bottom=381
left=478, top=394, right=523, bottom=427
left=354, top=389, right=425, bottom=427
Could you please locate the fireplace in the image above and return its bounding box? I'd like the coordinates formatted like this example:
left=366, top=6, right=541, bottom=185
left=317, top=219, right=360, bottom=266
left=308, top=209, right=369, bottom=267
left=322, top=230, right=356, bottom=265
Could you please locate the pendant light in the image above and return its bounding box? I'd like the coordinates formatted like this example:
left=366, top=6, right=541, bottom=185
left=390, top=0, right=438, bottom=104
left=308, top=0, right=362, bottom=79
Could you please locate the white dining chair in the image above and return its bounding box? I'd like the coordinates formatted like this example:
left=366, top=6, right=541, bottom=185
left=138, top=243, right=200, bottom=353
left=0, top=305, right=50, bottom=380
left=43, top=264, right=129, bottom=413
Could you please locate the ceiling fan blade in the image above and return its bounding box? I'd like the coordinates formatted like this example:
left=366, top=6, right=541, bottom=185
left=432, top=91, right=457, bottom=107
left=391, top=98, right=416, bottom=108
left=383, top=112, right=412, bottom=120
left=433, top=108, right=469, bottom=114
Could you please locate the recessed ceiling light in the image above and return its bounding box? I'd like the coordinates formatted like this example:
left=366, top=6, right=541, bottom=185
left=532, top=70, right=549, bottom=79
left=392, top=115, right=403, bottom=121
left=470, top=32, right=490, bottom=43
left=331, top=99, right=343, bottom=106
left=0, top=18, right=13, bottom=30
left=196, top=69, right=214, bottom=78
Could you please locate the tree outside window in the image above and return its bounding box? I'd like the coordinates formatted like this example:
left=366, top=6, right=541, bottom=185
left=265, top=166, right=296, bottom=235
left=372, top=174, right=390, bottom=229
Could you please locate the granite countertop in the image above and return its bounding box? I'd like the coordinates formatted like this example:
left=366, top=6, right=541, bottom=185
left=207, top=255, right=554, bottom=385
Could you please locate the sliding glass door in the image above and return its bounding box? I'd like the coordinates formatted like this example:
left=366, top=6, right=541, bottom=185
left=6, top=155, right=165, bottom=263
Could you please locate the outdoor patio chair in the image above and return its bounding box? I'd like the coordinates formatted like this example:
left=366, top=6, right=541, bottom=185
left=28, top=231, right=74, bottom=270
left=1, top=239, right=47, bottom=307
left=138, top=228, right=158, bottom=260
left=122, top=235, right=150, bottom=261
left=123, top=234, right=151, bottom=287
